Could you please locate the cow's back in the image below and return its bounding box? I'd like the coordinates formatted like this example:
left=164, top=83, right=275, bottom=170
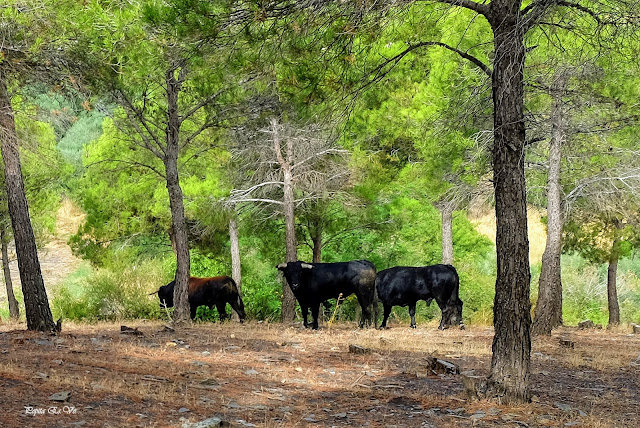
left=188, top=276, right=238, bottom=305
left=299, top=260, right=376, bottom=303
left=377, top=266, right=424, bottom=305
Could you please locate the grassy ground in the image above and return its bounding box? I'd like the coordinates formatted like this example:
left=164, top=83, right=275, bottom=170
left=0, top=320, right=638, bottom=427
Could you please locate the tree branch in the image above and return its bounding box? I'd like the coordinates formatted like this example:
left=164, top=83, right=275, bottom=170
left=360, top=40, right=491, bottom=95
left=180, top=88, right=226, bottom=124
left=437, top=0, right=490, bottom=16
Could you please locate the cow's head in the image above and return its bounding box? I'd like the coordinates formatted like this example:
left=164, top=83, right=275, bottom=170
left=439, top=298, right=464, bottom=330
left=157, top=282, right=175, bottom=308
left=276, top=261, right=313, bottom=292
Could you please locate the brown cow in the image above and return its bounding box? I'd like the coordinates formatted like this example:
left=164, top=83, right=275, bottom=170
left=155, top=276, right=245, bottom=321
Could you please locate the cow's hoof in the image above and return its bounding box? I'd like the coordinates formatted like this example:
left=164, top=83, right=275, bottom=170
left=459, top=324, right=466, bottom=330
left=410, top=324, right=417, bottom=329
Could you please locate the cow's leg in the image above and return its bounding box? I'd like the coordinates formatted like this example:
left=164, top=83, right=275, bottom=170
left=409, top=302, right=417, bottom=328
left=381, top=304, right=392, bottom=329
left=216, top=303, right=228, bottom=322
left=434, top=298, right=449, bottom=330
left=301, top=305, right=310, bottom=328
left=311, top=304, right=320, bottom=330
left=190, top=305, right=197, bottom=320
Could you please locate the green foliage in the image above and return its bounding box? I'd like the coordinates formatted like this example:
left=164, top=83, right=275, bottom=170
left=194, top=305, right=219, bottom=322
left=561, top=254, right=640, bottom=325
left=52, top=259, right=164, bottom=321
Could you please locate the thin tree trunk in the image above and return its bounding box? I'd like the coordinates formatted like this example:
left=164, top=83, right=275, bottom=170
left=533, top=73, right=567, bottom=336
left=312, top=218, right=323, bottom=263
left=441, top=205, right=454, bottom=265
left=229, top=217, right=242, bottom=292
left=485, top=9, right=532, bottom=403
left=229, top=216, right=242, bottom=321
left=0, top=71, right=55, bottom=331
left=273, top=118, right=297, bottom=321
left=607, top=235, right=620, bottom=326
left=1, top=227, right=19, bottom=319
left=165, top=66, right=190, bottom=325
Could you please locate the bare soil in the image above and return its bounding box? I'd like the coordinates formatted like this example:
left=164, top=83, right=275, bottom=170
left=0, top=321, right=638, bottom=428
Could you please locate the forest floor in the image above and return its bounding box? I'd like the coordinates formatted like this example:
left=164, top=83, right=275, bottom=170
left=0, top=321, right=638, bottom=428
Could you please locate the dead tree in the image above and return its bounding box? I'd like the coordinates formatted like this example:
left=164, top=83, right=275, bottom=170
left=228, top=117, right=349, bottom=321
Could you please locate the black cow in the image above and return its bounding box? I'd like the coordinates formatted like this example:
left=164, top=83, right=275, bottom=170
left=376, top=264, right=464, bottom=329
left=276, top=260, right=377, bottom=330
left=155, top=276, right=246, bottom=321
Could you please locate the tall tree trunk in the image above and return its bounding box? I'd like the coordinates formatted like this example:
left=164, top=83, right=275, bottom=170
left=607, top=235, right=621, bottom=326
left=229, top=216, right=242, bottom=321
left=1, top=226, right=19, bottom=319
left=0, top=72, right=56, bottom=331
left=229, top=217, right=242, bottom=292
left=312, top=218, right=323, bottom=263
left=273, top=118, right=297, bottom=321
left=485, top=8, right=532, bottom=403
left=441, top=204, right=454, bottom=265
left=165, top=67, right=190, bottom=325
left=533, top=73, right=567, bottom=336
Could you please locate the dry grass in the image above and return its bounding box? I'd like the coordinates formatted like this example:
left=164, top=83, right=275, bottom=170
left=470, top=205, right=548, bottom=265
left=0, top=321, right=638, bottom=427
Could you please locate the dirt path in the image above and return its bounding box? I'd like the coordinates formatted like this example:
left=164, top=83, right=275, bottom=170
left=1, top=198, right=86, bottom=303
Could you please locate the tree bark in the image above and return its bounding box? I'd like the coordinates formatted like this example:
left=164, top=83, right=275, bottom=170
left=1, top=226, right=19, bottom=319
left=229, top=216, right=242, bottom=321
left=273, top=118, right=297, bottom=321
left=229, top=217, right=242, bottom=292
left=485, top=6, right=532, bottom=403
left=607, top=235, right=620, bottom=326
left=441, top=205, right=454, bottom=265
left=165, top=66, right=191, bottom=325
left=312, top=217, right=323, bottom=263
left=0, top=71, right=56, bottom=331
left=533, top=73, right=567, bottom=336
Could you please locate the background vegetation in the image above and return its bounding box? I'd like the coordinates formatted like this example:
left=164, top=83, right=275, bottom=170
left=1, top=0, right=639, bottom=328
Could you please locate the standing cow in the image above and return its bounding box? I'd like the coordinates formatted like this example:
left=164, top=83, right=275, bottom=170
left=155, top=276, right=246, bottom=322
left=276, top=260, right=377, bottom=330
left=376, top=264, right=464, bottom=329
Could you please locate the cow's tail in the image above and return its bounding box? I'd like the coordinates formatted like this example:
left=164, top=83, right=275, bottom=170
left=373, top=274, right=380, bottom=328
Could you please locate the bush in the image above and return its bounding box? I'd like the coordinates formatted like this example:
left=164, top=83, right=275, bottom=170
left=52, top=260, right=164, bottom=321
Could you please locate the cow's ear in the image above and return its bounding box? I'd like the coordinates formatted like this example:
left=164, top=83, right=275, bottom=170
left=276, top=263, right=287, bottom=270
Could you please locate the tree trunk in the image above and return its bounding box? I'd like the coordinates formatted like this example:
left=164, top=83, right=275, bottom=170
left=165, top=67, right=190, bottom=325
left=229, top=216, right=242, bottom=321
left=485, top=7, right=532, bottom=403
left=229, top=217, right=242, bottom=292
left=607, top=235, right=620, bottom=326
left=1, top=226, right=19, bottom=319
left=533, top=73, right=567, bottom=336
left=312, top=218, right=323, bottom=263
left=0, top=71, right=56, bottom=331
left=273, top=118, right=297, bottom=321
left=441, top=205, right=454, bottom=265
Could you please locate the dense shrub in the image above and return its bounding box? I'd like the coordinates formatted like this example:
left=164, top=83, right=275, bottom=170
left=52, top=260, right=163, bottom=321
